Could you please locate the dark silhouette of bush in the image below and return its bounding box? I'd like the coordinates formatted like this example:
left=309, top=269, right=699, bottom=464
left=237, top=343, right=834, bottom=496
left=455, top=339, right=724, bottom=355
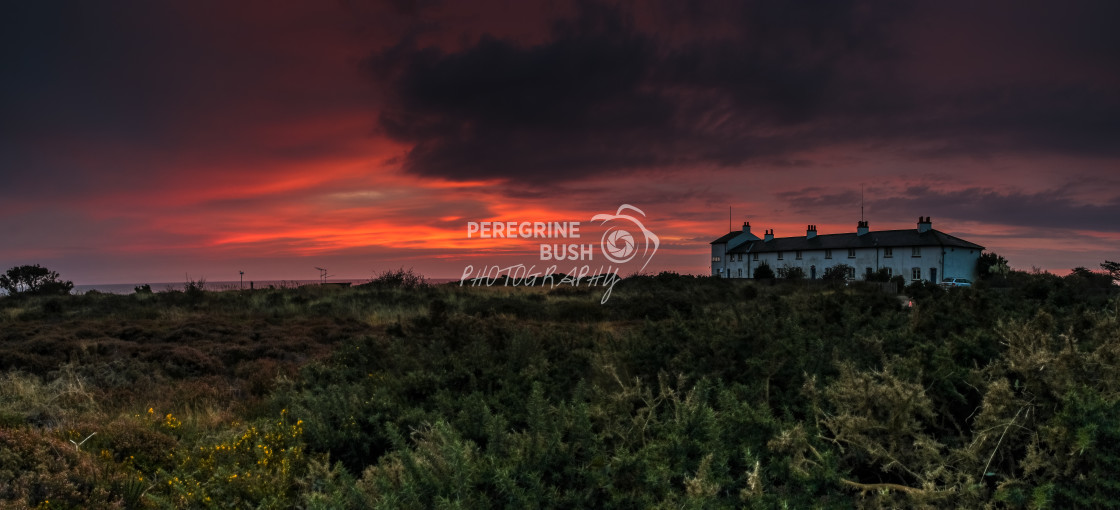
left=1102, top=260, right=1120, bottom=285
left=977, top=251, right=1010, bottom=280
left=822, top=264, right=852, bottom=282
left=864, top=267, right=892, bottom=282
left=780, top=265, right=805, bottom=280
left=0, top=264, right=73, bottom=296
left=361, top=267, right=426, bottom=289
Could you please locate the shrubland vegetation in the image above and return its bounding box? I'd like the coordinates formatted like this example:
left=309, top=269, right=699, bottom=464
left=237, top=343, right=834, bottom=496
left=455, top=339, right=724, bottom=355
left=0, top=263, right=1118, bottom=508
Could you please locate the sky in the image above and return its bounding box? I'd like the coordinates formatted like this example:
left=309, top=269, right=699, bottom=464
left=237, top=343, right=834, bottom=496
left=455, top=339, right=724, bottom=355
left=2, top=0, right=1118, bottom=284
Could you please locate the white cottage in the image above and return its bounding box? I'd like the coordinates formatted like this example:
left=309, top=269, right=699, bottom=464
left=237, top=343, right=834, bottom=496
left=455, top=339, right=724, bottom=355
left=710, top=217, right=984, bottom=282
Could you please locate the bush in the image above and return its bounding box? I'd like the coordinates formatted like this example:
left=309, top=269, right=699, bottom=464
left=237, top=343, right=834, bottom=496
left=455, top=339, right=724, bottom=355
left=362, top=268, right=426, bottom=290
left=822, top=264, right=852, bottom=282
left=0, top=264, right=73, bottom=296
left=779, top=265, right=805, bottom=280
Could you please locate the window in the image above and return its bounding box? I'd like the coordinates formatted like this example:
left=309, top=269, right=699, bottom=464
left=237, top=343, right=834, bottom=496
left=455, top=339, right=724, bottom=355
left=825, top=249, right=832, bottom=259
left=737, top=253, right=743, bottom=262
left=912, top=247, right=921, bottom=257
left=777, top=252, right=783, bottom=260
left=795, top=250, right=803, bottom=260
left=912, top=267, right=921, bottom=280
left=883, top=247, right=893, bottom=258
left=848, top=248, right=856, bottom=258
left=846, top=267, right=856, bottom=279
left=752, top=253, right=758, bottom=261
left=884, top=267, right=893, bottom=277
left=738, top=269, right=742, bottom=278
left=712, top=256, right=721, bottom=262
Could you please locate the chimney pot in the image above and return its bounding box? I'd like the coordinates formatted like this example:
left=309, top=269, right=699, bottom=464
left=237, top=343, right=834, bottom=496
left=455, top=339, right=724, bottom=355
left=917, top=216, right=932, bottom=233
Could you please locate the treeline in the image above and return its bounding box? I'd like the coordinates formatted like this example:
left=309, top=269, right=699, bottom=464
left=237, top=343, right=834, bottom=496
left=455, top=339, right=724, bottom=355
left=0, top=269, right=1117, bottom=508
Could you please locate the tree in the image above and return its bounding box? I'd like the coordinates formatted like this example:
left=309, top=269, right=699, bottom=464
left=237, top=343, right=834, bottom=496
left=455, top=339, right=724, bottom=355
left=1102, top=260, right=1120, bottom=285
left=753, top=262, right=775, bottom=280
left=0, top=264, right=74, bottom=296
left=977, top=252, right=1010, bottom=280
left=1067, top=267, right=1112, bottom=289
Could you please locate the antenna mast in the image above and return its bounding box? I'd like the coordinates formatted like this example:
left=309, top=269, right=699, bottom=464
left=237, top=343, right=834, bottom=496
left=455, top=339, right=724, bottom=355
left=314, top=267, right=332, bottom=285
left=729, top=206, right=732, bottom=232
left=860, top=185, right=865, bottom=222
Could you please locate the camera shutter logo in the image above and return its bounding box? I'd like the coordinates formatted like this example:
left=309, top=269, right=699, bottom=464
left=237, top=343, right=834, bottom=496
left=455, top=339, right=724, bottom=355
left=591, top=204, right=659, bottom=272
left=603, top=228, right=637, bottom=263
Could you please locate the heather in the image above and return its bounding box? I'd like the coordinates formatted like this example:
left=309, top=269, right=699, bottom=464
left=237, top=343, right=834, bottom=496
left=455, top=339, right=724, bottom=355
left=0, top=270, right=1117, bottom=508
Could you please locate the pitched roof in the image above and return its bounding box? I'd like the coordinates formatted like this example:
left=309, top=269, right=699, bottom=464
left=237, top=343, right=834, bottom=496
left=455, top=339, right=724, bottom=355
left=726, top=229, right=984, bottom=254
left=710, top=230, right=761, bottom=245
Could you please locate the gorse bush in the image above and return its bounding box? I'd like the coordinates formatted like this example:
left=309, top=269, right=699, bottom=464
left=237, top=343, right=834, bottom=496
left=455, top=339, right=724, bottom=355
left=0, top=270, right=1117, bottom=507
left=150, top=411, right=308, bottom=508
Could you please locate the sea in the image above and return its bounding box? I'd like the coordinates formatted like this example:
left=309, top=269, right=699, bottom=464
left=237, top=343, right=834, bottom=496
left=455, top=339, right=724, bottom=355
left=72, top=278, right=458, bottom=295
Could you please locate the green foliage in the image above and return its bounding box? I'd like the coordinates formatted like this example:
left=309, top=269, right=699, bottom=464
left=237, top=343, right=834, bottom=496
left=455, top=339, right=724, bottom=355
left=822, top=264, right=852, bottom=282
left=978, top=251, right=1011, bottom=280
left=361, top=267, right=426, bottom=290
left=864, top=267, right=892, bottom=282
left=0, top=264, right=73, bottom=296
left=1102, top=260, right=1120, bottom=285
left=1, top=271, right=1119, bottom=507
left=148, top=411, right=308, bottom=508
left=779, top=265, right=804, bottom=280
left=753, top=262, right=775, bottom=280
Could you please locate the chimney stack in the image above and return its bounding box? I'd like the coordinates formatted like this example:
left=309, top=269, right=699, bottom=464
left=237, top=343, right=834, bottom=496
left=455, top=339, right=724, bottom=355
left=857, top=220, right=870, bottom=236
left=742, top=221, right=751, bottom=233
left=764, top=229, right=774, bottom=242
left=917, top=216, right=932, bottom=233
left=806, top=224, right=817, bottom=239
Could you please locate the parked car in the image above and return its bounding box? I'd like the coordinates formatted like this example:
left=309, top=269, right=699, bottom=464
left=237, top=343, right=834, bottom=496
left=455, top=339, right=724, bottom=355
left=939, top=277, right=972, bottom=288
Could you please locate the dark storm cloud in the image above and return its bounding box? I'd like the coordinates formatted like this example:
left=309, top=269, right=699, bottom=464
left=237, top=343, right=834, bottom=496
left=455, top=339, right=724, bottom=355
left=874, top=187, right=1120, bottom=233
left=371, top=0, right=1120, bottom=184
left=0, top=1, right=380, bottom=200
left=782, top=185, right=1120, bottom=233
left=372, top=3, right=673, bottom=181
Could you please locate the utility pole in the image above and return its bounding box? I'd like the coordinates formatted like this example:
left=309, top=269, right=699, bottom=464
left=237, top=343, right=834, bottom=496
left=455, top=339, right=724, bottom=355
left=239, top=270, right=244, bottom=290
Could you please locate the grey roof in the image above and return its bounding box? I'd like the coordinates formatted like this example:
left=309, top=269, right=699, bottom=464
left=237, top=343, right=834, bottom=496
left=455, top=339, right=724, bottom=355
left=725, top=229, right=984, bottom=254
left=710, top=230, right=760, bottom=245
